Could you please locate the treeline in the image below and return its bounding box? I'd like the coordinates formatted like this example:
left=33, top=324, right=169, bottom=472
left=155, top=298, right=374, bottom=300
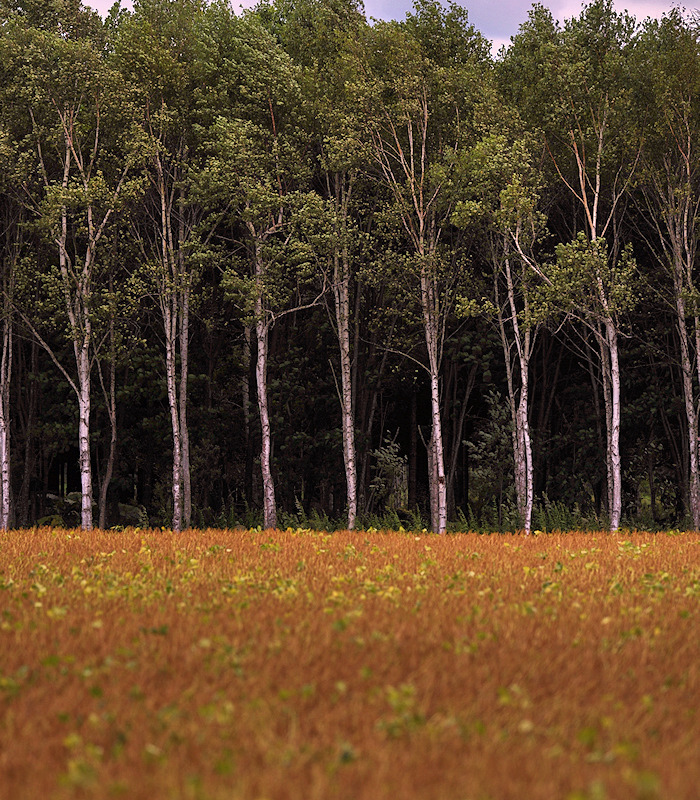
left=0, top=0, right=699, bottom=532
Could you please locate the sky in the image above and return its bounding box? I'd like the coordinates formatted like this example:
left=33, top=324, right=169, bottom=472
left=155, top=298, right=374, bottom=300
left=87, top=0, right=687, bottom=53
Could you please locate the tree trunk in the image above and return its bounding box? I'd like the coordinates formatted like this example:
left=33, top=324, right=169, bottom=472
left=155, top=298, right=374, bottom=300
left=0, top=312, right=12, bottom=529
left=77, top=344, right=93, bottom=531
left=153, top=154, right=191, bottom=534
left=256, top=309, right=276, bottom=530
left=605, top=317, right=622, bottom=531
left=676, top=301, right=700, bottom=528
left=334, top=251, right=357, bottom=530
left=254, top=239, right=276, bottom=530
left=423, top=269, right=446, bottom=533
left=328, top=172, right=358, bottom=530
left=165, top=298, right=183, bottom=532
left=497, top=248, right=535, bottom=533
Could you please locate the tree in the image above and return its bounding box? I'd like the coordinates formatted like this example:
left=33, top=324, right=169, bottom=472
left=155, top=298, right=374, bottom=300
left=456, top=129, right=546, bottom=533
left=114, top=0, right=211, bottom=531
left=268, top=0, right=370, bottom=529
left=199, top=9, right=324, bottom=530
left=362, top=0, right=489, bottom=533
left=0, top=129, right=20, bottom=529
left=1, top=8, right=142, bottom=529
left=501, top=0, right=640, bottom=530
left=632, top=11, right=700, bottom=529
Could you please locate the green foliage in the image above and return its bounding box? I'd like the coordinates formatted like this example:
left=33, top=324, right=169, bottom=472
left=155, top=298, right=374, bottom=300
left=530, top=234, right=637, bottom=325
left=369, top=435, right=408, bottom=513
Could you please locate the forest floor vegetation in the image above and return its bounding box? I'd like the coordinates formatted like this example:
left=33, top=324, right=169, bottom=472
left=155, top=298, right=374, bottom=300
left=0, top=527, right=698, bottom=799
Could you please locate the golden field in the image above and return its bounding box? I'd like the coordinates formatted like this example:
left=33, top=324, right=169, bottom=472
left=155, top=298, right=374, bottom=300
left=0, top=527, right=698, bottom=799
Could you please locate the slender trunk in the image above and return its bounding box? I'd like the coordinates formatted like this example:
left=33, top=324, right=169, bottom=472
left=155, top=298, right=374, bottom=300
left=328, top=173, right=358, bottom=530
left=605, top=318, right=622, bottom=531
left=584, top=333, right=605, bottom=514
left=77, top=344, right=93, bottom=530
left=256, top=310, right=276, bottom=529
left=676, top=297, right=700, bottom=528
left=428, top=432, right=438, bottom=531
left=598, top=328, right=614, bottom=519
left=57, top=145, right=95, bottom=530
left=423, top=268, right=446, bottom=533
left=0, top=312, right=12, bottom=529
left=518, top=378, right=534, bottom=533
left=254, top=242, right=276, bottom=530
left=165, top=300, right=183, bottom=532
left=497, top=248, right=535, bottom=533
left=335, top=252, right=357, bottom=530
left=154, top=154, right=189, bottom=533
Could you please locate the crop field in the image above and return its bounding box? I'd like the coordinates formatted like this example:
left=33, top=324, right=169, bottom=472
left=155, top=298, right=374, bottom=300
left=0, top=528, right=698, bottom=800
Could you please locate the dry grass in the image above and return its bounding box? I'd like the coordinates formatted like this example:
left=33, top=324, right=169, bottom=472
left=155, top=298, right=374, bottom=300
left=0, top=527, right=698, bottom=799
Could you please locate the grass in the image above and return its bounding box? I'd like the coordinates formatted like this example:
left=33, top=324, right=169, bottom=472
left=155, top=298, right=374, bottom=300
left=0, top=527, right=698, bottom=799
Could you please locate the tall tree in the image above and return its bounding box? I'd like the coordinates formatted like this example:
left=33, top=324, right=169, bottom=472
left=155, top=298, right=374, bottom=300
left=456, top=130, right=546, bottom=533
left=198, top=9, right=323, bottom=530
left=362, top=0, right=489, bottom=533
left=114, top=0, right=210, bottom=531
left=2, top=8, right=142, bottom=529
left=0, top=130, right=20, bottom=529
left=632, top=11, right=700, bottom=529
left=268, top=0, right=370, bottom=529
left=501, top=0, right=640, bottom=530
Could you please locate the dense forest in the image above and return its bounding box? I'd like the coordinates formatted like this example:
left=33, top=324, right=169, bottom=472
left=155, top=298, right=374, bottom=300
left=0, top=0, right=699, bottom=533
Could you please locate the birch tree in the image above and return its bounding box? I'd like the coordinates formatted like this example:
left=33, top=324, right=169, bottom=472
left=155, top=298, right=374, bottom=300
left=269, top=0, right=370, bottom=529
left=456, top=132, right=546, bottom=533
left=2, top=13, right=142, bottom=530
left=198, top=11, right=323, bottom=530
left=632, top=12, right=700, bottom=529
left=114, top=0, right=208, bottom=531
left=0, top=132, right=20, bottom=529
left=502, top=0, right=640, bottom=530
left=363, top=0, right=488, bottom=532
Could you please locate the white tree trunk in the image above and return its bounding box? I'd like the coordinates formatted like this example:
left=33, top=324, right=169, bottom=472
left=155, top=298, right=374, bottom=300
left=498, top=251, right=535, bottom=533
left=255, top=305, right=276, bottom=530
left=335, top=252, right=357, bottom=530
left=165, top=300, right=183, bottom=532
left=178, top=204, right=191, bottom=529
left=153, top=156, right=191, bottom=533
left=422, top=270, right=446, bottom=534
left=675, top=290, right=700, bottom=528
left=0, top=313, right=12, bottom=530
left=329, top=173, right=358, bottom=530
left=606, top=318, right=622, bottom=531
left=77, top=344, right=93, bottom=530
